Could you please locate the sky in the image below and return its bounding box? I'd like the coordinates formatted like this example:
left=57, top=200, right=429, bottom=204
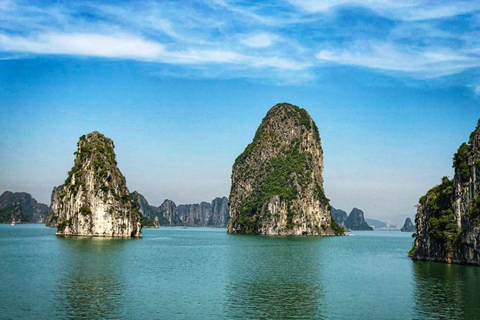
left=0, top=0, right=479, bottom=225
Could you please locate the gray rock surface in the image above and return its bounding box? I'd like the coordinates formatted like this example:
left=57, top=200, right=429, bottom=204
left=209, top=197, right=229, bottom=227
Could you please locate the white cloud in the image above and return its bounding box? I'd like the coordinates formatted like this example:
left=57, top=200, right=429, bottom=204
left=166, top=49, right=244, bottom=64
left=475, top=85, right=480, bottom=96
left=251, top=56, right=308, bottom=70
left=288, top=0, right=480, bottom=21
left=0, top=0, right=479, bottom=88
left=0, top=31, right=308, bottom=77
left=241, top=33, right=276, bottom=48
left=0, top=33, right=165, bottom=59
left=316, top=41, right=480, bottom=78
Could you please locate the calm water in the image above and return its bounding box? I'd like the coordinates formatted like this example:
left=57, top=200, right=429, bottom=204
left=1, top=225, right=480, bottom=320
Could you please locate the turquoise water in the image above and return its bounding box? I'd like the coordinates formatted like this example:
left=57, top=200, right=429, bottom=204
left=1, top=225, right=480, bottom=319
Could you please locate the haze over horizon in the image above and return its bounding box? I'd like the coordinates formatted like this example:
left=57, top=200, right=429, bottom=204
left=1, top=0, right=479, bottom=225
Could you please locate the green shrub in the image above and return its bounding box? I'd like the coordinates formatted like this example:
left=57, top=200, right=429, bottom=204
left=142, top=217, right=155, bottom=227
left=330, top=217, right=345, bottom=235
left=79, top=206, right=92, bottom=216
left=421, top=177, right=459, bottom=252
left=453, top=143, right=471, bottom=184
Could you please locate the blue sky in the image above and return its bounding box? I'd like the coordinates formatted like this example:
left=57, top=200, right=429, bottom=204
left=0, top=0, right=479, bottom=225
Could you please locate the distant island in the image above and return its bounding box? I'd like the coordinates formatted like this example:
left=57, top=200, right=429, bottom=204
left=0, top=191, right=48, bottom=224
left=331, top=207, right=373, bottom=231
left=130, top=191, right=229, bottom=228
left=411, top=119, right=480, bottom=265
left=227, top=103, right=343, bottom=236
left=401, top=218, right=415, bottom=232
left=365, top=218, right=387, bottom=229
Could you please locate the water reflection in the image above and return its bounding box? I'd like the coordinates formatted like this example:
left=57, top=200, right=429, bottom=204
left=413, top=261, right=480, bottom=320
left=225, top=236, right=325, bottom=319
left=54, top=237, right=129, bottom=320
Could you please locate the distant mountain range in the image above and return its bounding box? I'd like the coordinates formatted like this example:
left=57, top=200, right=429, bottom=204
left=130, top=191, right=229, bottom=227
left=0, top=191, right=49, bottom=223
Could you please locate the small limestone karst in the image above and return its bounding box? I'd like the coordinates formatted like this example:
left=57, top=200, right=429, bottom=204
left=344, top=208, right=373, bottom=231
left=47, top=131, right=142, bottom=237
left=401, top=218, right=415, bottom=232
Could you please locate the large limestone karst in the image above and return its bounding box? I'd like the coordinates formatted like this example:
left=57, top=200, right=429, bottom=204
left=47, top=131, right=142, bottom=237
left=227, top=103, right=343, bottom=235
left=412, top=119, right=480, bottom=265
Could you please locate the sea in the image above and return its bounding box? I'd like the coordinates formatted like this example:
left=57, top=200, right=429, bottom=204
left=1, top=224, right=479, bottom=320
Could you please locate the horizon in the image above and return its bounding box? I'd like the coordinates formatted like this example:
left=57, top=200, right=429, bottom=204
left=1, top=0, right=479, bottom=226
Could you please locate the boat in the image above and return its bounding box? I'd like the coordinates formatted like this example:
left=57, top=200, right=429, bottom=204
left=11, top=221, right=15, bottom=226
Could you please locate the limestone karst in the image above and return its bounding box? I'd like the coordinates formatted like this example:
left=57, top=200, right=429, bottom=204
left=227, top=103, right=343, bottom=235
left=331, top=207, right=348, bottom=226
left=401, top=218, right=415, bottom=232
left=47, top=131, right=142, bottom=237
left=344, top=208, right=373, bottom=231
left=412, top=119, right=480, bottom=265
left=0, top=191, right=49, bottom=224
left=130, top=192, right=229, bottom=227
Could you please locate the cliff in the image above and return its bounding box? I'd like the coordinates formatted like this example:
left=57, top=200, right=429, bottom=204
left=0, top=191, right=49, bottom=223
left=130, top=191, right=157, bottom=220
left=178, top=202, right=212, bottom=227
left=209, top=197, right=229, bottom=227
left=344, top=208, right=373, bottom=231
left=158, top=199, right=179, bottom=225
left=412, top=119, right=480, bottom=265
left=47, top=131, right=142, bottom=237
left=331, top=207, right=348, bottom=226
left=227, top=103, right=341, bottom=235
left=401, top=218, right=415, bottom=232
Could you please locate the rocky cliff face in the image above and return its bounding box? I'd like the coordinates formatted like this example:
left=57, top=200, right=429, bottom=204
left=129, top=192, right=229, bottom=227
left=178, top=202, right=211, bottom=227
left=412, top=120, right=480, bottom=265
left=130, top=191, right=156, bottom=220
left=158, top=199, right=179, bottom=225
left=344, top=208, right=373, bottom=231
left=331, top=207, right=348, bottom=226
left=47, top=131, right=142, bottom=237
left=227, top=103, right=340, bottom=235
left=0, top=191, right=49, bottom=223
left=209, top=197, right=229, bottom=227
left=401, top=218, right=415, bottom=232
